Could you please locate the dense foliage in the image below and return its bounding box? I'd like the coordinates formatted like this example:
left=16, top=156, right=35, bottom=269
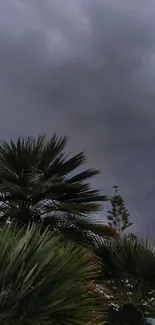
left=92, top=235, right=155, bottom=325
left=0, top=134, right=154, bottom=325
left=0, top=135, right=116, bottom=242
left=0, top=223, right=103, bottom=325
left=91, top=187, right=155, bottom=325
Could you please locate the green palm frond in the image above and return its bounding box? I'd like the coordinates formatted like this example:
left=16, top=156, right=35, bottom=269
left=0, top=223, right=105, bottom=325
left=0, top=135, right=108, bottom=233
left=94, top=235, right=155, bottom=325
left=37, top=213, right=117, bottom=248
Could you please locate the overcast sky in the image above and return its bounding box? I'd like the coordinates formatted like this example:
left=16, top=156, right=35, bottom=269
left=0, top=0, right=155, bottom=237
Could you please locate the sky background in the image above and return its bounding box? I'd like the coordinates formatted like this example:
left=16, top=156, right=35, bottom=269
left=0, top=0, right=155, bottom=238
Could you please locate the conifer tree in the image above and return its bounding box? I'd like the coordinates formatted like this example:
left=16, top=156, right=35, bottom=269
left=107, top=185, right=133, bottom=234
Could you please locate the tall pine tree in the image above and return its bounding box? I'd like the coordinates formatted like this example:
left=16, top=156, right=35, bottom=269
left=107, top=185, right=133, bottom=234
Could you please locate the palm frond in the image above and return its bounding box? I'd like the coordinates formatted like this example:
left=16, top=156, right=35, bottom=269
left=0, top=223, right=105, bottom=325
left=0, top=135, right=109, bottom=243
left=94, top=235, right=155, bottom=324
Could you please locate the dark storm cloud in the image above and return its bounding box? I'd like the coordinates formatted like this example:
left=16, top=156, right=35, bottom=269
left=0, top=0, right=155, bottom=236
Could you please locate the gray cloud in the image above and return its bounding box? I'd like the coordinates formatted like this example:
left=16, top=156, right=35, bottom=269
left=0, top=0, right=155, bottom=236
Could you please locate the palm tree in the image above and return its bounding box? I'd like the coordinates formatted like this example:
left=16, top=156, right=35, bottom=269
left=0, top=222, right=104, bottom=325
left=0, top=134, right=115, bottom=240
left=91, top=234, right=155, bottom=325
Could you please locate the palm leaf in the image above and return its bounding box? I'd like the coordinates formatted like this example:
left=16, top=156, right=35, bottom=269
left=0, top=223, right=105, bottom=325
left=0, top=135, right=107, bottom=233
left=94, top=235, right=155, bottom=324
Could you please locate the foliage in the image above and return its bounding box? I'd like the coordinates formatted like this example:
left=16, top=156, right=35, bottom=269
left=92, top=235, right=155, bottom=325
left=57, top=214, right=118, bottom=247
left=1, top=134, right=155, bottom=325
left=0, top=135, right=113, bottom=240
left=107, top=185, right=133, bottom=233
left=0, top=222, right=104, bottom=325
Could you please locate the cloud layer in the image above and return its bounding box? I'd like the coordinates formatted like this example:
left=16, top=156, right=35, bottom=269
left=0, top=0, right=155, bottom=236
